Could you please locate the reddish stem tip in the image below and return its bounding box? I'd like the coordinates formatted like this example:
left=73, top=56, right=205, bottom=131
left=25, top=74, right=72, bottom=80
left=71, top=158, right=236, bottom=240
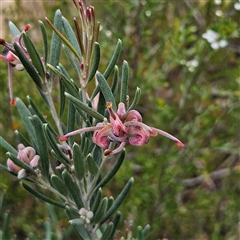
left=10, top=99, right=16, bottom=107
left=176, top=141, right=185, bottom=148
left=0, top=38, right=6, bottom=44
left=104, top=149, right=112, bottom=156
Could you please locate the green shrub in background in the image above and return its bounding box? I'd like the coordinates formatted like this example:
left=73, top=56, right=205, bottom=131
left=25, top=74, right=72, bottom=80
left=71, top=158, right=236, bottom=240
left=0, top=0, right=239, bottom=239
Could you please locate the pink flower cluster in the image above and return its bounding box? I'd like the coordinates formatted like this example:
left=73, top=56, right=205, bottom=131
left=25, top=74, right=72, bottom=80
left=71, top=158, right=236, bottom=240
left=0, top=24, right=31, bottom=106
left=7, top=144, right=40, bottom=179
left=59, top=102, right=184, bottom=155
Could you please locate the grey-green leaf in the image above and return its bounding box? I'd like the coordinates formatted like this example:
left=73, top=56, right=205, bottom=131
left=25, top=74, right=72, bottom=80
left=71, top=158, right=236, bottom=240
left=43, top=124, right=70, bottom=167
left=87, top=42, right=101, bottom=83
left=94, top=150, right=125, bottom=193
left=62, top=16, right=81, bottom=57
left=65, top=92, right=104, bottom=121
left=48, top=9, right=62, bottom=83
left=92, top=197, right=108, bottom=224
left=103, top=39, right=122, bottom=80
left=128, top=87, right=142, bottom=111
left=120, top=60, right=129, bottom=104
left=62, top=169, right=84, bottom=209
left=21, top=182, right=65, bottom=208
left=16, top=98, right=37, bottom=149
left=96, top=71, right=116, bottom=110
left=100, top=177, right=134, bottom=224
left=73, top=143, right=85, bottom=180
left=38, top=20, right=48, bottom=66
left=22, top=32, right=45, bottom=80
left=31, top=115, right=49, bottom=180
left=9, top=21, right=20, bottom=37
left=51, top=174, right=69, bottom=196
left=13, top=43, right=43, bottom=89
left=0, top=136, right=18, bottom=155
left=100, top=222, right=114, bottom=240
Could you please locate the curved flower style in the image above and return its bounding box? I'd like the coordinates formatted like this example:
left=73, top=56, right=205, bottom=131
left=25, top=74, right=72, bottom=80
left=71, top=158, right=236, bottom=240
left=59, top=102, right=184, bottom=156
left=7, top=144, right=40, bottom=179
left=0, top=24, right=31, bottom=106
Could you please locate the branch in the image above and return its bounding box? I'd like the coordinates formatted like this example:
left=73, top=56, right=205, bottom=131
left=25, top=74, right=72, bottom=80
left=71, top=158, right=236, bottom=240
left=182, top=166, right=240, bottom=188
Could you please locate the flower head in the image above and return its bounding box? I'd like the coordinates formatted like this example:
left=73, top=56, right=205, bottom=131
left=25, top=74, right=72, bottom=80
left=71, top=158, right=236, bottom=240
left=0, top=24, right=31, bottom=106
left=7, top=144, right=40, bottom=179
left=59, top=102, right=184, bottom=156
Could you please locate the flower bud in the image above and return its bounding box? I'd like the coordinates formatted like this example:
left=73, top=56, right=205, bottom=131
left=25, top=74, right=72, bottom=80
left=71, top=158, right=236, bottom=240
left=7, top=158, right=21, bottom=173
left=17, top=169, right=27, bottom=179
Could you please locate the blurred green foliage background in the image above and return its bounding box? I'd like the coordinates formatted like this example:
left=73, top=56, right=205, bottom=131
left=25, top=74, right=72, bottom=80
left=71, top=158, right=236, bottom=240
left=0, top=1, right=239, bottom=239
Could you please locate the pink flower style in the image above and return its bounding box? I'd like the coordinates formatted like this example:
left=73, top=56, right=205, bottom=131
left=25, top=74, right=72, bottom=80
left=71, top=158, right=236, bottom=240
left=7, top=144, right=40, bottom=179
left=59, top=102, right=184, bottom=156
left=0, top=24, right=31, bottom=106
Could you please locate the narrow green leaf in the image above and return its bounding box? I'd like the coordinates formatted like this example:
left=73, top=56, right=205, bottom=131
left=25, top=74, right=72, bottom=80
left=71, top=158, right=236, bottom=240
left=109, top=212, right=122, bottom=240
left=143, top=224, right=151, bottom=239
left=86, top=154, right=98, bottom=176
left=15, top=130, right=32, bottom=148
left=47, top=64, right=79, bottom=98
left=120, top=60, right=129, bottom=104
left=73, top=18, right=85, bottom=56
left=2, top=212, right=10, bottom=240
left=38, top=20, right=48, bottom=66
left=63, top=45, right=81, bottom=76
left=9, top=21, right=20, bottom=36
left=16, top=98, right=37, bottom=148
left=100, top=177, right=134, bottom=224
left=0, top=136, right=18, bottom=155
left=62, top=169, right=84, bottom=209
left=65, top=92, right=104, bottom=121
left=44, top=220, right=52, bottom=240
left=107, top=196, right=114, bottom=211
left=66, top=207, right=90, bottom=239
left=100, top=222, right=114, bottom=240
left=27, top=96, right=58, bottom=137
left=46, top=15, right=81, bottom=62
left=66, top=101, right=75, bottom=147
left=48, top=10, right=62, bottom=83
left=73, top=143, right=85, bottom=180
left=68, top=222, right=90, bottom=240
left=6, top=152, right=37, bottom=176
left=51, top=174, right=69, bottom=196
left=92, top=197, right=108, bottom=224
left=62, top=16, right=81, bottom=57
left=69, top=218, right=85, bottom=225
left=31, top=115, right=49, bottom=179
left=0, top=191, right=6, bottom=213
left=59, top=79, right=66, bottom=119
left=103, top=39, right=122, bottom=80
left=96, top=71, right=116, bottom=110
left=21, top=182, right=65, bottom=208
left=128, top=87, right=142, bottom=111
left=43, top=124, right=71, bottom=166
left=137, top=226, right=144, bottom=240
left=22, top=32, right=45, bottom=80
left=90, top=39, right=122, bottom=100
left=94, top=150, right=125, bottom=192
left=87, top=42, right=101, bottom=83
left=91, top=188, right=102, bottom=213
left=111, top=66, right=119, bottom=99
left=13, top=42, right=43, bottom=89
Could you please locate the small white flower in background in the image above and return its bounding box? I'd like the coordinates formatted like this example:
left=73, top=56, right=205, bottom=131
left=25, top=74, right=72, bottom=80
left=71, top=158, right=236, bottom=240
left=202, top=29, right=228, bottom=50
left=234, top=0, right=240, bottom=11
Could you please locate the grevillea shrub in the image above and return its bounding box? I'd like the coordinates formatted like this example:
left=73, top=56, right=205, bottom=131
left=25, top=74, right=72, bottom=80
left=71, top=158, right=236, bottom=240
left=0, top=1, right=184, bottom=239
